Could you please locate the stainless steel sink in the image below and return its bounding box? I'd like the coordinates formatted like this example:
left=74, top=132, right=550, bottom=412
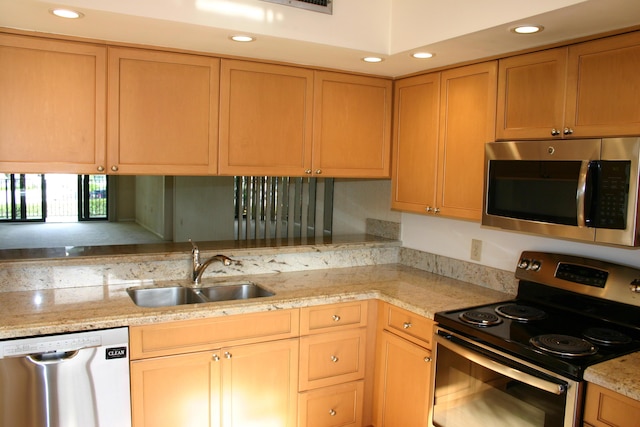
left=198, top=282, right=274, bottom=302
left=127, top=282, right=274, bottom=307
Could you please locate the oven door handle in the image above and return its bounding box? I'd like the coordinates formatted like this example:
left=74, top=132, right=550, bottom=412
left=436, top=334, right=567, bottom=395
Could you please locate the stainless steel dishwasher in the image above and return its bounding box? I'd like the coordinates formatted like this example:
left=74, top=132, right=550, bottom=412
left=0, top=327, right=131, bottom=427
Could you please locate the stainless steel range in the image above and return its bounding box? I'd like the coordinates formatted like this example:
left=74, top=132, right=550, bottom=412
left=429, top=251, right=640, bottom=427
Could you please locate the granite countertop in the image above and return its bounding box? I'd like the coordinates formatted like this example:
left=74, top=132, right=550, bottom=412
left=1, top=260, right=638, bottom=401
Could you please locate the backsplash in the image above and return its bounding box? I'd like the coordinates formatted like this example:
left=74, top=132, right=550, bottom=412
left=0, top=236, right=516, bottom=295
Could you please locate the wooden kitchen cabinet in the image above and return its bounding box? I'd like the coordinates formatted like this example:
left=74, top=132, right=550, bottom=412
left=130, top=310, right=299, bottom=427
left=374, top=303, right=434, bottom=427
left=391, top=61, right=497, bottom=220
left=298, top=301, right=372, bottom=427
left=107, top=47, right=219, bottom=175
left=312, top=71, right=392, bottom=178
left=497, top=31, right=640, bottom=140
left=218, top=59, right=314, bottom=177
left=583, top=383, right=640, bottom=427
left=0, top=33, right=107, bottom=174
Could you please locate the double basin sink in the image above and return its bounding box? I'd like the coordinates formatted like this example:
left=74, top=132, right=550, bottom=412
left=127, top=282, right=274, bottom=308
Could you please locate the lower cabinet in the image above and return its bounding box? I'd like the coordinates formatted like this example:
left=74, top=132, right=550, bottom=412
left=373, top=303, right=434, bottom=427
left=583, top=383, right=640, bottom=427
left=129, top=310, right=299, bottom=427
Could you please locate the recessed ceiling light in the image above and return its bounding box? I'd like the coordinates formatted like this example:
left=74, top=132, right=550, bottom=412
left=230, top=35, right=255, bottom=42
left=362, top=56, right=383, bottom=63
left=512, top=25, right=544, bottom=34
left=50, top=8, right=84, bottom=19
left=412, top=52, right=434, bottom=59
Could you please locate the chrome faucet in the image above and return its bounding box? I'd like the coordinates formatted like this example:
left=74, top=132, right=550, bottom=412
left=190, top=239, right=233, bottom=285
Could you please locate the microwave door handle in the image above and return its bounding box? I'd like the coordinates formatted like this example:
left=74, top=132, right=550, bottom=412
left=581, top=161, right=600, bottom=227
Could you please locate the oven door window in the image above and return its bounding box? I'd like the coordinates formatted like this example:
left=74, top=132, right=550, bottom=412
left=487, top=160, right=582, bottom=226
left=432, top=342, right=569, bottom=427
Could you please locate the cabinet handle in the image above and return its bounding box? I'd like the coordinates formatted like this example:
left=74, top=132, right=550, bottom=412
left=424, top=356, right=432, bottom=363
left=329, top=409, right=337, bottom=416
left=425, top=206, right=433, bottom=213
left=97, top=166, right=105, bottom=172
left=563, top=127, right=574, bottom=135
left=551, top=128, right=561, bottom=136
left=315, top=169, right=322, bottom=175
left=433, top=207, right=440, bottom=214
left=330, top=355, right=339, bottom=363
left=213, top=354, right=220, bottom=361
left=110, top=165, right=119, bottom=172
left=305, top=169, right=312, bottom=174
left=224, top=351, right=232, bottom=359
left=332, top=314, right=341, bottom=322
left=403, top=322, right=412, bottom=329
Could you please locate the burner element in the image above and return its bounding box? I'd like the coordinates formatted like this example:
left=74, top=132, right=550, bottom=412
left=583, top=328, right=632, bottom=346
left=530, top=334, right=598, bottom=357
left=459, top=311, right=502, bottom=326
left=495, top=304, right=546, bottom=321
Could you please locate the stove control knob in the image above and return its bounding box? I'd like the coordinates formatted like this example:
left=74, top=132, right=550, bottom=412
left=530, top=260, right=542, bottom=272
left=630, top=279, right=640, bottom=293
left=517, top=259, right=530, bottom=269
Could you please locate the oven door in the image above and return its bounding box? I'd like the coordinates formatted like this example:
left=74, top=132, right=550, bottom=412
left=429, top=328, right=582, bottom=427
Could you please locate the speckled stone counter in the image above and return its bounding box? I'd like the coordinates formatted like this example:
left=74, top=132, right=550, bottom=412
left=584, top=352, right=640, bottom=401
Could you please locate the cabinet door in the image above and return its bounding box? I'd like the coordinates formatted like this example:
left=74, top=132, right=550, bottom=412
left=583, top=383, right=640, bottom=427
left=130, top=351, right=220, bottom=427
left=221, top=338, right=298, bottom=427
left=0, top=34, right=106, bottom=174
left=374, top=330, right=432, bottom=427
left=219, top=59, right=314, bottom=176
left=496, top=48, right=568, bottom=140
left=565, top=31, right=640, bottom=137
left=437, top=61, right=497, bottom=220
left=391, top=72, right=441, bottom=213
left=107, top=47, right=219, bottom=175
left=312, top=71, right=392, bottom=178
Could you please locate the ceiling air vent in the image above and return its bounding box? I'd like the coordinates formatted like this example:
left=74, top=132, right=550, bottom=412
left=261, top=0, right=333, bottom=15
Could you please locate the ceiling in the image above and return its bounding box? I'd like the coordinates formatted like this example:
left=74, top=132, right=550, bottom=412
left=1, top=0, right=640, bottom=77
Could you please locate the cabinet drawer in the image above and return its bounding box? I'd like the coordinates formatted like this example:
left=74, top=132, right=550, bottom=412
left=383, top=304, right=434, bottom=348
left=300, top=301, right=368, bottom=335
left=298, top=381, right=364, bottom=427
left=130, top=309, right=299, bottom=359
left=299, top=328, right=367, bottom=391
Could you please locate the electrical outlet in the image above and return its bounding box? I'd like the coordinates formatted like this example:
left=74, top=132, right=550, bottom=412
left=471, top=239, right=482, bottom=261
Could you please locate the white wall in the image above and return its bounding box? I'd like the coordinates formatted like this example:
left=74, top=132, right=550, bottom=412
left=401, top=213, right=640, bottom=272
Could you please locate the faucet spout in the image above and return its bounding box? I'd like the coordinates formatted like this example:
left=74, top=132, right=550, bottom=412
left=189, top=240, right=233, bottom=285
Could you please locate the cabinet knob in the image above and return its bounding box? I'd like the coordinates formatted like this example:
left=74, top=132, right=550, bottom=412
left=551, top=128, right=560, bottom=136
left=305, top=169, right=312, bottom=174
left=563, top=127, right=574, bottom=135
left=224, top=351, right=232, bottom=359
left=315, top=169, right=322, bottom=175
left=329, top=409, right=337, bottom=416
left=97, top=165, right=105, bottom=172
left=403, top=322, right=412, bottom=329
left=433, top=207, right=440, bottom=214
left=426, top=206, right=433, bottom=213
left=213, top=354, right=220, bottom=362
left=330, top=355, right=339, bottom=363
left=110, top=165, right=119, bottom=172
left=332, top=314, right=341, bottom=322
left=424, top=356, right=432, bottom=363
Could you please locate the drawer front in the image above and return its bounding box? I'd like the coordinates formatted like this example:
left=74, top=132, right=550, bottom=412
left=130, top=309, right=299, bottom=359
left=299, top=328, right=367, bottom=391
left=298, top=381, right=364, bottom=427
left=301, top=301, right=368, bottom=335
left=384, top=304, right=434, bottom=348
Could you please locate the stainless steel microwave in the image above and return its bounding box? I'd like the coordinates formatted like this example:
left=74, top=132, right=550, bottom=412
left=482, top=138, right=640, bottom=246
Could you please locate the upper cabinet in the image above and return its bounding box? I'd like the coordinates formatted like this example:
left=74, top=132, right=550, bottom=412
left=312, top=72, right=392, bottom=178
left=497, top=31, right=640, bottom=140
left=107, top=47, right=220, bottom=175
left=0, top=33, right=107, bottom=174
left=218, top=60, right=314, bottom=177
left=219, top=60, right=392, bottom=178
left=392, top=61, right=497, bottom=221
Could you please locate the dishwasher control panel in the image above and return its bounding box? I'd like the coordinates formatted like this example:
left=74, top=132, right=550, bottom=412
left=1, top=333, right=102, bottom=357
